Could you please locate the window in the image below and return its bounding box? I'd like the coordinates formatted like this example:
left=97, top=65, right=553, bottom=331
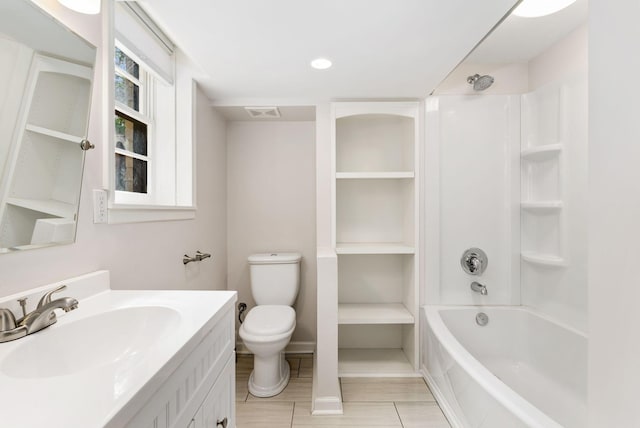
left=106, top=1, right=195, bottom=223
left=114, top=47, right=148, bottom=196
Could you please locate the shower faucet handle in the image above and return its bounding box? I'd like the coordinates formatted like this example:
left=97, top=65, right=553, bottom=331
left=461, top=248, right=488, bottom=276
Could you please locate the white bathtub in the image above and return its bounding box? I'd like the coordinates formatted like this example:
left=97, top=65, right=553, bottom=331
left=421, top=306, right=586, bottom=428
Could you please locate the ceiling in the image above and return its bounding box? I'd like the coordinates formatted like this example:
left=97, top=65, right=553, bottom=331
left=139, top=0, right=518, bottom=103
left=467, top=0, right=588, bottom=63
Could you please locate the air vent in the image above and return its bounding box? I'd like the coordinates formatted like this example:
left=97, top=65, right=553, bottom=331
left=244, top=106, right=281, bottom=119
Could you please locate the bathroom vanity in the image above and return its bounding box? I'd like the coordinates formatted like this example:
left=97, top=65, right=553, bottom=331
left=0, top=271, right=236, bottom=428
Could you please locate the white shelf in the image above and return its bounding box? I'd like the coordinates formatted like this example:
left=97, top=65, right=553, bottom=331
left=25, top=124, right=83, bottom=144
left=6, top=198, right=76, bottom=218
left=521, top=143, right=562, bottom=161
left=336, top=171, right=414, bottom=179
left=335, top=243, right=415, bottom=254
left=521, top=200, right=563, bottom=213
left=521, top=252, right=566, bottom=267
left=338, top=303, right=414, bottom=324
left=338, top=348, right=417, bottom=377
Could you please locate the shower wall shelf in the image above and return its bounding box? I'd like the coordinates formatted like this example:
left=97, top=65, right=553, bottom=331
left=521, top=252, right=566, bottom=267
left=332, top=101, right=420, bottom=377
left=521, top=201, right=563, bottom=213
left=521, top=143, right=563, bottom=161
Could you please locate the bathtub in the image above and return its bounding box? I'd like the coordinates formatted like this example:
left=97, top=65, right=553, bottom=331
left=421, top=306, right=586, bottom=428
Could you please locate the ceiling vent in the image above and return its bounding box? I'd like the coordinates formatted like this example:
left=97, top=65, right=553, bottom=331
left=244, top=106, right=281, bottom=119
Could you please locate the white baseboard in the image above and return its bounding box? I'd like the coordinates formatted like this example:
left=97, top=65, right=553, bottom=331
left=236, top=341, right=316, bottom=355
left=311, top=397, right=344, bottom=415
left=311, top=352, right=343, bottom=415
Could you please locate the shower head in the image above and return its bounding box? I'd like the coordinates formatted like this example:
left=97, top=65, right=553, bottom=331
left=467, top=74, right=495, bottom=91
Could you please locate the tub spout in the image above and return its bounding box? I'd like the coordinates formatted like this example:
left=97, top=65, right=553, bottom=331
left=471, top=281, right=488, bottom=295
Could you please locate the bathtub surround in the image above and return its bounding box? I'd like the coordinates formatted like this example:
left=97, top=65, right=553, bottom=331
left=425, top=94, right=521, bottom=306
left=422, top=8, right=588, bottom=427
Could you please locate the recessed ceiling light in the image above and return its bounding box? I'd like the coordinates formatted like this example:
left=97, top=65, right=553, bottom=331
left=512, top=0, right=577, bottom=18
left=58, top=0, right=101, bottom=14
left=311, top=58, right=332, bottom=70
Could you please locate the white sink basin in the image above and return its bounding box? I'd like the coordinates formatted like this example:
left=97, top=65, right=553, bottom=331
left=1, top=306, right=180, bottom=378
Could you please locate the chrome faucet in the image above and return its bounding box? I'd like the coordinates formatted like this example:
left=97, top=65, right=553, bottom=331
left=470, top=281, right=488, bottom=296
left=0, top=285, right=78, bottom=343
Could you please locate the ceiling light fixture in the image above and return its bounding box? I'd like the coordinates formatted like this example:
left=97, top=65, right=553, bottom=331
left=310, top=58, right=332, bottom=70
left=512, top=0, right=577, bottom=18
left=58, top=0, right=101, bottom=14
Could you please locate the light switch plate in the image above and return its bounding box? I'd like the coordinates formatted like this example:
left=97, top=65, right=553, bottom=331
left=93, top=189, right=108, bottom=223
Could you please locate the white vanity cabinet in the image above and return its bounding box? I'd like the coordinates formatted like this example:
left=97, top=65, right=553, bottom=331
left=122, top=306, right=236, bottom=428
left=191, top=357, right=235, bottom=428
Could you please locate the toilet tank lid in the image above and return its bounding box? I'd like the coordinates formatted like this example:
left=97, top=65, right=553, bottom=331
left=248, top=252, right=302, bottom=264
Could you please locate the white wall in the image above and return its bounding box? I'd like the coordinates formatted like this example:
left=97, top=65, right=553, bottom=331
left=226, top=121, right=316, bottom=344
left=588, top=0, right=640, bottom=425
left=0, top=1, right=228, bottom=298
left=425, top=95, right=520, bottom=305
left=521, top=25, right=588, bottom=332
left=528, top=24, right=588, bottom=91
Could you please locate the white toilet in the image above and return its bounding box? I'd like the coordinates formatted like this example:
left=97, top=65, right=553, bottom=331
left=239, top=252, right=301, bottom=397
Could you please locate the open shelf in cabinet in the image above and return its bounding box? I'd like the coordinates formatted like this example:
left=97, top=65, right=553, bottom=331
left=336, top=114, right=415, bottom=173
left=335, top=243, right=415, bottom=254
left=338, top=303, right=414, bottom=324
left=27, top=56, right=92, bottom=137
left=6, top=198, right=76, bottom=218
left=336, top=171, right=414, bottom=179
left=338, top=348, right=416, bottom=377
left=336, top=178, right=414, bottom=246
left=25, top=124, right=83, bottom=144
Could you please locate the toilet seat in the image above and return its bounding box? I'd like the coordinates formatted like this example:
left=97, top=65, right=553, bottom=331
left=242, top=305, right=295, bottom=336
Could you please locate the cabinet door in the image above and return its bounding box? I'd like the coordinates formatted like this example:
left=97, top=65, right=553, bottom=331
left=193, top=355, right=235, bottom=428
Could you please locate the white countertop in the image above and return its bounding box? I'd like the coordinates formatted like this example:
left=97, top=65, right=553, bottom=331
left=0, top=271, right=236, bottom=428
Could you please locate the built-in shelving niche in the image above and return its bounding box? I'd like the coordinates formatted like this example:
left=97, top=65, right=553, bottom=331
left=333, top=102, right=420, bottom=377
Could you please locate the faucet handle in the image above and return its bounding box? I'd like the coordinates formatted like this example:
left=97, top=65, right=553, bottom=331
left=0, top=308, right=17, bottom=331
left=37, top=285, right=67, bottom=309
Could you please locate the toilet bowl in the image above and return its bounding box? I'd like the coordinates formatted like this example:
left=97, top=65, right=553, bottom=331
left=239, top=304, right=296, bottom=397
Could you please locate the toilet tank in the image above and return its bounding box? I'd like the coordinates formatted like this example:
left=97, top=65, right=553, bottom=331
left=248, top=252, right=301, bottom=305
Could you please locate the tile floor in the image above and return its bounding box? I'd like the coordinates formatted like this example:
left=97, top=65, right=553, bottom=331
left=236, top=353, right=451, bottom=428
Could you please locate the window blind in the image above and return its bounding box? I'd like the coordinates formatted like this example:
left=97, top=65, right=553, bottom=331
left=115, top=2, right=175, bottom=84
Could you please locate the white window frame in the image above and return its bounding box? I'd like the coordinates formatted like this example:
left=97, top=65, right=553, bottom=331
left=103, top=0, right=195, bottom=223
left=114, top=42, right=153, bottom=205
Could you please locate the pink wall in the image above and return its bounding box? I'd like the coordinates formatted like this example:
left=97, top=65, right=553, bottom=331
left=226, top=121, right=316, bottom=344
left=0, top=1, right=228, bottom=297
